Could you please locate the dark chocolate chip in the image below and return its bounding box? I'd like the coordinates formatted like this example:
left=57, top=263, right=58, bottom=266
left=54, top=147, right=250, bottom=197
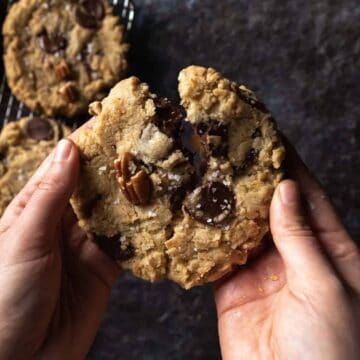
left=25, top=117, right=54, bottom=140
left=39, top=32, right=67, bottom=54
left=251, top=128, right=261, bottom=138
left=236, top=88, right=268, bottom=113
left=185, top=181, right=236, bottom=227
left=75, top=8, right=98, bottom=29
left=82, top=0, right=105, bottom=20
left=75, top=0, right=105, bottom=29
left=154, top=97, right=185, bottom=140
left=233, top=148, right=259, bottom=175
left=95, top=234, right=135, bottom=261
left=82, top=194, right=102, bottom=218
left=196, top=123, right=209, bottom=136
left=208, top=121, right=228, bottom=138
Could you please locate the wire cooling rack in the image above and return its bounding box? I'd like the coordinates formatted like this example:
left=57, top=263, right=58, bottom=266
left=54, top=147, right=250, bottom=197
left=0, top=0, right=134, bottom=128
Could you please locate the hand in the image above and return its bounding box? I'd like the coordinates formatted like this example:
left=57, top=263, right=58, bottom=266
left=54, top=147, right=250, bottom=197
left=0, top=134, right=120, bottom=359
left=215, top=141, right=360, bottom=360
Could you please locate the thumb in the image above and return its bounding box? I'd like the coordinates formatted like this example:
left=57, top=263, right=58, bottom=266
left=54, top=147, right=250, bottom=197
left=270, top=180, right=335, bottom=290
left=20, top=139, right=79, bottom=232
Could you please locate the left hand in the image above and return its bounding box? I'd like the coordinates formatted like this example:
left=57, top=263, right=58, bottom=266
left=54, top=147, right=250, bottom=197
left=0, top=138, right=120, bottom=359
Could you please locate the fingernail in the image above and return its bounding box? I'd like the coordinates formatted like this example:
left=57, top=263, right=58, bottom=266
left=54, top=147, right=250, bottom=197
left=279, top=181, right=299, bottom=205
left=54, top=140, right=72, bottom=161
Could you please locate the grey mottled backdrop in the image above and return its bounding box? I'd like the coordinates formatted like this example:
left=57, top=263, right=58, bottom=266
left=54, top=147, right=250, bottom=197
left=88, top=1, right=360, bottom=359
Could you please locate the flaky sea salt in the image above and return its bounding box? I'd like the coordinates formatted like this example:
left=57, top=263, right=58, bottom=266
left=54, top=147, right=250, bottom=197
left=147, top=210, right=157, bottom=218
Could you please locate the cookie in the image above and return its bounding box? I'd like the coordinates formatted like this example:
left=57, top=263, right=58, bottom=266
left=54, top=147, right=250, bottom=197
left=3, top=0, right=129, bottom=118
left=0, top=116, right=71, bottom=216
left=71, top=66, right=285, bottom=289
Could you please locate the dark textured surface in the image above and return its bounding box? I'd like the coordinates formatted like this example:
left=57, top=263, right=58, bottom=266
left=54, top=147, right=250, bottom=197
left=89, top=0, right=359, bottom=358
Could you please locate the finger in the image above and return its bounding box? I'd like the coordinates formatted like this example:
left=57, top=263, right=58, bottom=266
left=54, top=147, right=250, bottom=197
left=18, top=139, right=79, bottom=245
left=0, top=152, right=54, bottom=233
left=0, top=117, right=94, bottom=233
left=284, top=139, right=360, bottom=292
left=270, top=180, right=341, bottom=293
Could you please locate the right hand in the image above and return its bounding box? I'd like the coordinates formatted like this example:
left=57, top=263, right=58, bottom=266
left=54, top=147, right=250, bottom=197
left=215, top=140, right=360, bottom=359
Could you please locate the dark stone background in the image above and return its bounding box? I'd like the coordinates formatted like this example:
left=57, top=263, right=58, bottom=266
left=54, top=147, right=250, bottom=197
left=88, top=0, right=359, bottom=359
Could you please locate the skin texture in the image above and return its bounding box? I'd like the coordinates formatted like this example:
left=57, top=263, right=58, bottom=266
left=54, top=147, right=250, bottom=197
left=0, top=121, right=358, bottom=359
left=215, top=141, right=360, bottom=360
left=0, top=120, right=121, bottom=359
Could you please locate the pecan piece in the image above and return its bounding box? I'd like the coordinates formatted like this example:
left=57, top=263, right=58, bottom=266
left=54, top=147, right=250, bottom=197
left=131, top=170, right=151, bottom=204
left=55, top=60, right=71, bottom=80
left=114, top=152, right=152, bottom=205
left=59, top=83, right=78, bottom=102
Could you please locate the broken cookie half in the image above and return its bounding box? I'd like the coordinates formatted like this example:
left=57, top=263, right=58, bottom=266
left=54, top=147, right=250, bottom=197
left=71, top=65, right=285, bottom=289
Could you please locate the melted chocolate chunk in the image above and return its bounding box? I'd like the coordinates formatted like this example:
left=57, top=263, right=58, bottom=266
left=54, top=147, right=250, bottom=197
left=251, top=128, right=261, bottom=138
left=39, top=32, right=67, bottom=54
left=185, top=181, right=235, bottom=227
left=95, top=234, right=135, bottom=261
left=25, top=117, right=54, bottom=140
left=208, top=121, right=228, bottom=138
left=196, top=123, right=208, bottom=136
left=154, top=97, right=185, bottom=140
left=82, top=194, right=102, bottom=218
left=75, top=0, right=105, bottom=29
left=236, top=88, right=268, bottom=113
left=233, top=148, right=259, bottom=175
left=75, top=8, right=98, bottom=29
left=82, top=0, right=105, bottom=20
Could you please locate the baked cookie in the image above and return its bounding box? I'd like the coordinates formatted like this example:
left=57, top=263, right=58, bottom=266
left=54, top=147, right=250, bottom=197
left=0, top=116, right=71, bottom=216
left=71, top=66, right=285, bottom=289
left=3, top=0, right=128, bottom=118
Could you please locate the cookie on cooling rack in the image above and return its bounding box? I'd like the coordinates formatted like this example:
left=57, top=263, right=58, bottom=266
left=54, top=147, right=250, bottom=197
left=0, top=116, right=71, bottom=216
left=71, top=66, right=285, bottom=289
left=2, top=0, right=129, bottom=118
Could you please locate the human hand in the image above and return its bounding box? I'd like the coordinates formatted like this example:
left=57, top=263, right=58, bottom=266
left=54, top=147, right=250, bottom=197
left=0, top=125, right=120, bottom=359
left=215, top=140, right=360, bottom=360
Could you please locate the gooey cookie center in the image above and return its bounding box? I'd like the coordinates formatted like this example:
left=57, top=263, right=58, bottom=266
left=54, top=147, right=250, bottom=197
left=112, top=97, right=238, bottom=229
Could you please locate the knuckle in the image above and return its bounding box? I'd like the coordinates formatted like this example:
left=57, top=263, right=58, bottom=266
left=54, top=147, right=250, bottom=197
left=279, top=222, right=315, bottom=240
left=38, top=166, right=66, bottom=192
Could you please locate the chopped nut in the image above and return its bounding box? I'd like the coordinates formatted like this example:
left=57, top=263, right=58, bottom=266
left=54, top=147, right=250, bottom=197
left=114, top=152, right=152, bottom=205
left=131, top=170, right=151, bottom=205
left=55, top=59, right=71, bottom=80
left=59, top=83, right=78, bottom=102
left=89, top=101, right=102, bottom=116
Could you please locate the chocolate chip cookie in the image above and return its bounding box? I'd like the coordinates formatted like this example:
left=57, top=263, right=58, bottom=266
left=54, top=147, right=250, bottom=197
left=0, top=117, right=71, bottom=216
left=71, top=66, right=285, bottom=289
left=3, top=0, right=129, bottom=118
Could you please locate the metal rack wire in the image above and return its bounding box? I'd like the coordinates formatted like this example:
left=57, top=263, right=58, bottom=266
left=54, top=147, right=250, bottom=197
left=0, top=0, right=135, bottom=127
